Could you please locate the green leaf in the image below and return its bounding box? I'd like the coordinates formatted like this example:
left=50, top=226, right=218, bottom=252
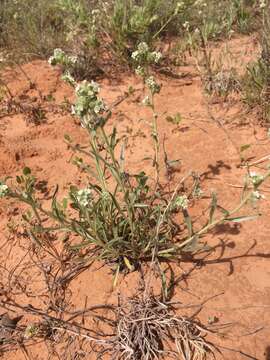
left=62, top=197, right=68, bottom=210
left=209, top=192, right=217, bottom=224
left=225, top=214, right=260, bottom=223
left=182, top=235, right=200, bottom=253
left=123, top=256, right=135, bottom=271
left=167, top=159, right=181, bottom=167
left=182, top=209, right=193, bottom=237
left=160, top=267, right=168, bottom=300
left=218, top=205, right=229, bottom=217
left=23, top=167, right=31, bottom=176
left=64, top=134, right=72, bottom=142
left=134, top=203, right=148, bottom=208
left=113, top=264, right=120, bottom=288
left=110, top=127, right=117, bottom=149
left=166, top=112, right=182, bottom=125
left=142, top=156, right=153, bottom=161
left=240, top=144, right=251, bottom=153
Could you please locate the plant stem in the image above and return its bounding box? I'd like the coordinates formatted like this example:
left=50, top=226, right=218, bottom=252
left=89, top=129, right=107, bottom=191
left=99, top=126, right=135, bottom=235
left=159, top=170, right=270, bottom=255
left=150, top=94, right=160, bottom=188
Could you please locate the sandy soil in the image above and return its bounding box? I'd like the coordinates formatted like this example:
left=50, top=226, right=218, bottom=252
left=0, top=35, right=270, bottom=359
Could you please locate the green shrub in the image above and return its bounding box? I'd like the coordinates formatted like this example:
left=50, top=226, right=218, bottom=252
left=0, top=0, right=67, bottom=58
left=242, top=1, right=270, bottom=122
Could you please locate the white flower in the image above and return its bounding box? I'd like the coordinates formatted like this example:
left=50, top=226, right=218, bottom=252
left=91, top=9, right=100, bottom=16
left=183, top=21, right=190, bottom=30
left=135, top=66, right=145, bottom=77
left=259, top=0, right=266, bottom=8
left=146, top=76, right=161, bottom=94
left=48, top=56, right=54, bottom=65
left=152, top=51, right=162, bottom=64
left=252, top=190, right=265, bottom=200
left=137, top=42, right=149, bottom=53
left=72, top=80, right=107, bottom=129
left=249, top=171, right=264, bottom=185
left=131, top=42, right=149, bottom=63
left=76, top=188, right=92, bottom=207
left=48, top=48, right=77, bottom=68
left=69, top=56, right=78, bottom=64
left=175, top=1, right=184, bottom=14
left=0, top=183, right=9, bottom=198
left=142, top=95, right=151, bottom=106
left=24, top=324, right=39, bottom=339
left=61, top=72, right=76, bottom=86
left=93, top=99, right=106, bottom=114
left=174, top=195, right=189, bottom=210
left=131, top=50, right=139, bottom=61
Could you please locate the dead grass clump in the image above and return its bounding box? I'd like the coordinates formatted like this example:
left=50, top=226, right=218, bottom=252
left=101, top=295, right=217, bottom=360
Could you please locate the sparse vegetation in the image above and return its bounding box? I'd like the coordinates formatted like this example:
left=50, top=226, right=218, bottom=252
left=242, top=0, right=270, bottom=122
left=1, top=1, right=270, bottom=359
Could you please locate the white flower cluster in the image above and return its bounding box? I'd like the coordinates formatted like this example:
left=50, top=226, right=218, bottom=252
left=150, top=51, right=163, bottom=64
left=91, top=9, right=100, bottom=16
left=76, top=188, right=92, bottom=207
left=252, top=190, right=265, bottom=200
left=142, top=95, right=151, bottom=106
left=193, top=186, right=203, bottom=199
left=174, top=1, right=185, bottom=15
left=131, top=42, right=149, bottom=62
left=259, top=0, right=266, bottom=9
left=0, top=183, right=9, bottom=198
left=72, top=80, right=107, bottom=127
left=146, top=76, right=161, bottom=95
left=24, top=324, right=39, bottom=339
left=183, top=21, right=190, bottom=31
left=61, top=71, right=76, bottom=87
left=173, top=195, right=189, bottom=210
left=249, top=171, right=264, bottom=185
left=135, top=65, right=145, bottom=77
left=131, top=42, right=162, bottom=66
left=48, top=48, right=78, bottom=67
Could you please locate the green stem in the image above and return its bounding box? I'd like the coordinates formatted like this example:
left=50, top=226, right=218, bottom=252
left=150, top=94, right=159, bottom=188
left=152, top=12, right=176, bottom=40
left=89, top=130, right=107, bottom=191
left=99, top=126, right=135, bottom=234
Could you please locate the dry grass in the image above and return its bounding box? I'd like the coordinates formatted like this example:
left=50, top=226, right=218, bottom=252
left=99, top=295, right=217, bottom=360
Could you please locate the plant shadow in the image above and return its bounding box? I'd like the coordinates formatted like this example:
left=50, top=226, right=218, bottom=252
left=201, top=160, right=231, bottom=180
left=265, top=346, right=270, bottom=360
left=161, top=239, right=270, bottom=301
left=212, top=222, right=241, bottom=236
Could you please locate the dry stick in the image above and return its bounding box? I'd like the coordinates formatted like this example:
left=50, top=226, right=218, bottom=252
left=246, top=154, right=270, bottom=167
left=1, top=300, right=115, bottom=342
left=194, top=45, right=242, bottom=161
left=217, top=344, right=259, bottom=360
left=0, top=77, right=13, bottom=98
left=206, top=101, right=242, bottom=161
left=225, top=182, right=270, bottom=193
left=239, top=326, right=265, bottom=337
left=52, top=326, right=109, bottom=344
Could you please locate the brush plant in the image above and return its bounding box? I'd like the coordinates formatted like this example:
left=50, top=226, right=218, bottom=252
left=0, top=46, right=269, bottom=278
